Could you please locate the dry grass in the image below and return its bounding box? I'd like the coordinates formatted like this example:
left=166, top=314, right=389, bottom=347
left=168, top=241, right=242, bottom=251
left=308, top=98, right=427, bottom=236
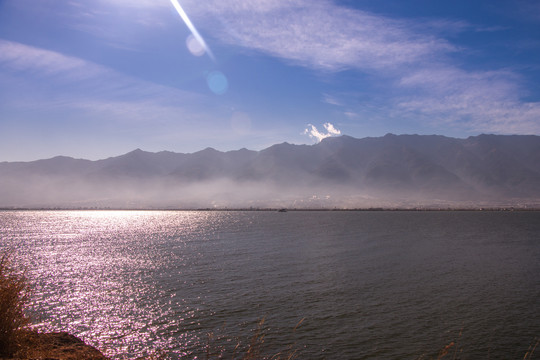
left=0, top=250, right=108, bottom=359
left=199, top=317, right=300, bottom=360
left=417, top=330, right=539, bottom=360
left=523, top=337, right=539, bottom=360
left=0, top=251, right=30, bottom=357
left=434, top=328, right=462, bottom=360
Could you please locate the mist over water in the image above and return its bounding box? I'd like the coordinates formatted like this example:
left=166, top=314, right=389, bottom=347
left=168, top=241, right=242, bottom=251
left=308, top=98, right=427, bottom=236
left=1, top=210, right=539, bottom=359
left=0, top=176, right=524, bottom=210
left=2, top=134, right=539, bottom=209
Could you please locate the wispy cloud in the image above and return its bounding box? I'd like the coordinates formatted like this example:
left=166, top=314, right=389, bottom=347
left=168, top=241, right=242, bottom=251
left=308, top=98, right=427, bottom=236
left=322, top=93, right=343, bottom=106
left=34, top=0, right=171, bottom=50
left=0, top=39, right=217, bottom=127
left=184, top=0, right=454, bottom=72
left=0, top=39, right=104, bottom=79
left=3, top=0, right=539, bottom=148
left=178, top=0, right=540, bottom=135
left=397, top=66, right=540, bottom=134
left=304, top=122, right=341, bottom=142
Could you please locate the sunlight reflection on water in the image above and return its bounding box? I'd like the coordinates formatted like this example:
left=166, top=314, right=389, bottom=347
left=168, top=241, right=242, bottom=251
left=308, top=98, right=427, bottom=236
left=2, top=211, right=222, bottom=358
left=1, top=210, right=539, bottom=359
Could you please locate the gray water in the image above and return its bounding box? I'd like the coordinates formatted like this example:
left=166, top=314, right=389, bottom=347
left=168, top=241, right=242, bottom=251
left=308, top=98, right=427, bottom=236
left=1, top=210, right=539, bottom=359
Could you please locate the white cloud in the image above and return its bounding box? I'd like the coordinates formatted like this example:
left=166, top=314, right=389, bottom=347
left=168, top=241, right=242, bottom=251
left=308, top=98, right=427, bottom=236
left=304, top=122, right=341, bottom=142
left=322, top=93, right=342, bottom=106
left=0, top=39, right=300, bottom=160
left=24, top=0, right=171, bottom=50
left=344, top=112, right=360, bottom=119
left=0, top=39, right=214, bottom=124
left=182, top=0, right=454, bottom=72
left=0, top=39, right=103, bottom=80
left=177, top=0, right=539, bottom=135
left=4, top=0, right=539, bottom=138
left=397, top=66, right=540, bottom=134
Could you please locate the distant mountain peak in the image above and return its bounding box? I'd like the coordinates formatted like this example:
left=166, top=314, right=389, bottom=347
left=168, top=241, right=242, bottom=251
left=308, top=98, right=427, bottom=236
left=197, top=147, right=220, bottom=154
left=117, top=148, right=147, bottom=157
left=320, top=134, right=351, bottom=142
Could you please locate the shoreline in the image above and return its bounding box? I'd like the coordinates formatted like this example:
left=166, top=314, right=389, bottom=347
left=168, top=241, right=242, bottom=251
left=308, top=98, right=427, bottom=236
left=1, top=207, right=539, bottom=212
left=9, top=331, right=108, bottom=360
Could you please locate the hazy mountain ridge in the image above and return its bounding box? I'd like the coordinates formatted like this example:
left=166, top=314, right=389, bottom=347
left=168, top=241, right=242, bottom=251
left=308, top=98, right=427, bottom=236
left=1, top=134, right=539, bottom=208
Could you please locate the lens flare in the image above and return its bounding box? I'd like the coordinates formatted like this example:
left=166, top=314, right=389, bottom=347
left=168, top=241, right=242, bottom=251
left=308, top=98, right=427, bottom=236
left=186, top=34, right=205, bottom=56
left=206, top=71, right=228, bottom=95
left=170, top=0, right=215, bottom=61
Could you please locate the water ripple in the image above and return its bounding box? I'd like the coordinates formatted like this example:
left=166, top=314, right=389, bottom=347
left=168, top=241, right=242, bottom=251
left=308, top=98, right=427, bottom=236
left=1, top=210, right=539, bottom=359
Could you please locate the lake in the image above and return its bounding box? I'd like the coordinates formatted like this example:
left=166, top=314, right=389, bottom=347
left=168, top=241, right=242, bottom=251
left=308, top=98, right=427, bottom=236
left=1, top=210, right=539, bottom=359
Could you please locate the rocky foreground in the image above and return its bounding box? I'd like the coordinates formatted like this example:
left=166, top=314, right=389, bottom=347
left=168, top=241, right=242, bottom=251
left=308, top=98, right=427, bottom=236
left=5, top=331, right=108, bottom=360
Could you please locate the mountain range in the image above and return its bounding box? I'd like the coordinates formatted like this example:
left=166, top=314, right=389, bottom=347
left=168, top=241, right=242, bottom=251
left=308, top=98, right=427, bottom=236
left=1, top=134, right=539, bottom=209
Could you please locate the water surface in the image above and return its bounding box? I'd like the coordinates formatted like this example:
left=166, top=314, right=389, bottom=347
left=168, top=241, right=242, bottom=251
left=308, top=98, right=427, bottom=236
left=1, top=210, right=539, bottom=359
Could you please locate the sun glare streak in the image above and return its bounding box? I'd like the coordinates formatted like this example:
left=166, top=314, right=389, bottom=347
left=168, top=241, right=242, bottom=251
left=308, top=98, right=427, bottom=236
left=169, top=0, right=215, bottom=61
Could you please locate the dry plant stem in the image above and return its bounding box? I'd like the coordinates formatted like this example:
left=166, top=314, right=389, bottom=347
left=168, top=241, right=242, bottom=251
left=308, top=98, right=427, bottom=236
left=523, top=338, right=539, bottom=360
left=436, top=341, right=455, bottom=359
left=0, top=250, right=29, bottom=357
left=243, top=318, right=266, bottom=360
left=452, top=328, right=463, bottom=360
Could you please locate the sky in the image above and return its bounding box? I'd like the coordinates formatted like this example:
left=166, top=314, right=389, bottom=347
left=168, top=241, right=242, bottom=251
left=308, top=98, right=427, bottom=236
left=0, top=0, right=539, bottom=161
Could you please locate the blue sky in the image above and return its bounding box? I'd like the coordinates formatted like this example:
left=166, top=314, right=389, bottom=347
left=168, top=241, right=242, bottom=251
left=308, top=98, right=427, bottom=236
left=1, top=0, right=539, bottom=161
